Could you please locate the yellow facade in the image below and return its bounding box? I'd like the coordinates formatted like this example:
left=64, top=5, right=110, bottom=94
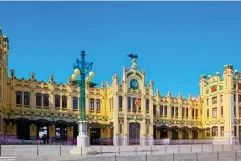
left=0, top=27, right=240, bottom=145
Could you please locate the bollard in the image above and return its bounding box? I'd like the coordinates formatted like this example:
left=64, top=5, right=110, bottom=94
left=165, top=145, right=167, bottom=154
left=191, top=145, right=192, bottom=153
left=115, top=154, right=117, bottom=161
left=60, top=145, right=61, bottom=156
left=202, top=145, right=203, bottom=152
left=222, top=144, right=224, bottom=152
left=196, top=152, right=198, bottom=161
left=178, top=145, right=180, bottom=153
left=145, top=154, right=147, bottom=161
left=173, top=153, right=174, bottom=161
left=81, top=146, right=82, bottom=156
left=119, top=146, right=120, bottom=155
left=235, top=150, right=237, bottom=161
left=100, top=146, right=102, bottom=156
left=37, top=145, right=39, bottom=156
left=0, top=144, right=1, bottom=156
left=151, top=145, right=152, bottom=155
left=217, top=151, right=219, bottom=161
left=136, top=146, right=137, bottom=155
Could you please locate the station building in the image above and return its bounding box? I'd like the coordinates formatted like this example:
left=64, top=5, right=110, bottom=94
left=0, top=27, right=241, bottom=145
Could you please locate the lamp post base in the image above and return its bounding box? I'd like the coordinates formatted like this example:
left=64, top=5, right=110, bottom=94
left=69, top=121, right=97, bottom=155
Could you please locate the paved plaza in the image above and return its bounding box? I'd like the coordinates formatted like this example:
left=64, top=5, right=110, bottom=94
left=0, top=144, right=241, bottom=161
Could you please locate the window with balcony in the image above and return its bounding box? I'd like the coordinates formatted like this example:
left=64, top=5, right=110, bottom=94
left=153, top=105, right=156, bottom=116
left=192, top=108, right=195, bottom=118
left=160, top=105, right=163, bottom=116
left=164, top=106, right=167, bottom=116
left=186, top=108, right=188, bottom=118
left=195, top=109, right=198, bottom=119
left=175, top=107, right=178, bottom=117
left=212, top=126, right=218, bottom=136
left=220, top=126, right=224, bottom=136
left=43, top=94, right=49, bottom=107
left=212, top=107, right=217, bottom=118
left=182, top=107, right=185, bottom=118
left=118, top=96, right=123, bottom=111
left=171, top=106, right=174, bottom=118
left=62, top=95, right=67, bottom=109
left=239, top=95, right=241, bottom=103
left=16, top=91, right=22, bottom=105
left=221, top=106, right=223, bottom=116
left=128, top=97, right=131, bottom=111
left=96, top=99, right=101, bottom=111
left=55, top=95, right=60, bottom=108
left=24, top=92, right=30, bottom=105
left=36, top=93, right=42, bottom=107
left=212, top=96, right=217, bottom=104
left=207, top=109, right=209, bottom=118
left=73, top=97, right=78, bottom=110
left=146, top=99, right=149, bottom=113
left=90, top=98, right=94, bottom=111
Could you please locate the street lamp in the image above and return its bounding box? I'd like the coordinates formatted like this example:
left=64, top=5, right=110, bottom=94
left=70, top=50, right=97, bottom=155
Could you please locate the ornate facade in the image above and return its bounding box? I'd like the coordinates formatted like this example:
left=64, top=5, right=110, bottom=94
left=0, top=28, right=240, bottom=145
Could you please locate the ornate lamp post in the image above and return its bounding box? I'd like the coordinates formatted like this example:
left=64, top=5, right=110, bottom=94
left=70, top=50, right=97, bottom=155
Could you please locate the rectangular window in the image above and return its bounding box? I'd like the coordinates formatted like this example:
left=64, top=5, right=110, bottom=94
left=43, top=94, right=49, bottom=107
left=36, top=93, right=42, bottom=107
left=55, top=95, right=60, bottom=108
left=171, top=106, right=174, bottom=117
left=96, top=99, right=101, bottom=111
left=73, top=97, right=78, bottom=110
left=220, top=95, right=223, bottom=103
left=212, top=127, right=218, bottom=136
left=212, top=97, right=217, bottom=104
left=160, top=105, right=163, bottom=116
left=234, top=126, right=237, bottom=136
left=212, top=107, right=217, bottom=118
left=239, top=95, right=241, bottom=102
left=186, top=108, right=188, bottom=118
left=207, top=109, right=209, bottom=118
left=234, top=84, right=237, bottom=90
left=234, top=94, right=236, bottom=102
left=182, top=108, right=185, bottom=118
left=153, top=105, right=156, bottom=116
left=175, top=107, right=178, bottom=117
left=16, top=91, right=22, bottom=105
left=234, top=105, right=236, bottom=115
left=146, top=99, right=149, bottom=113
left=146, top=125, right=149, bottom=134
left=133, top=98, right=136, bottom=112
left=207, top=99, right=209, bottom=105
left=192, top=108, right=195, bottom=118
left=128, top=97, right=131, bottom=111
left=195, top=109, right=198, bottom=118
left=90, top=98, right=94, bottom=110
left=221, top=106, right=223, bottom=116
left=164, top=106, right=167, bottom=116
left=24, top=92, right=30, bottom=105
left=220, top=126, right=224, bottom=136
left=62, top=95, right=67, bottom=109
left=119, top=96, right=123, bottom=110
left=119, top=124, right=122, bottom=134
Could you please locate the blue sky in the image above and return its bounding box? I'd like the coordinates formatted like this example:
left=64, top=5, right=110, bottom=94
left=1, top=2, right=240, bottom=98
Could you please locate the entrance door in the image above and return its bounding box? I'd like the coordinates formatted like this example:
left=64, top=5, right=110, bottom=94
left=192, top=131, right=198, bottom=139
left=172, top=130, right=178, bottom=140
left=182, top=131, right=188, bottom=139
left=90, top=128, right=101, bottom=145
left=129, top=123, right=140, bottom=145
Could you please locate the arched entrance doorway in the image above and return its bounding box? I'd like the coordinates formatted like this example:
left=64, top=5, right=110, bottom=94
left=171, top=126, right=179, bottom=140
left=16, top=118, right=30, bottom=140
left=129, top=123, right=140, bottom=145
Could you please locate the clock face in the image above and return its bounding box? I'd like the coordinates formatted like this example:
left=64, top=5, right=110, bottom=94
left=130, top=79, right=138, bottom=89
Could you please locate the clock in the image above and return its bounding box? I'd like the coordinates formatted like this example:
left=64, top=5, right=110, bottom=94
left=130, top=79, right=138, bottom=89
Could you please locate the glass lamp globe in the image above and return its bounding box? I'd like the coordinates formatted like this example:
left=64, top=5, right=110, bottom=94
left=74, top=69, right=80, bottom=75
left=71, top=74, right=77, bottom=80
left=89, top=71, right=95, bottom=78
